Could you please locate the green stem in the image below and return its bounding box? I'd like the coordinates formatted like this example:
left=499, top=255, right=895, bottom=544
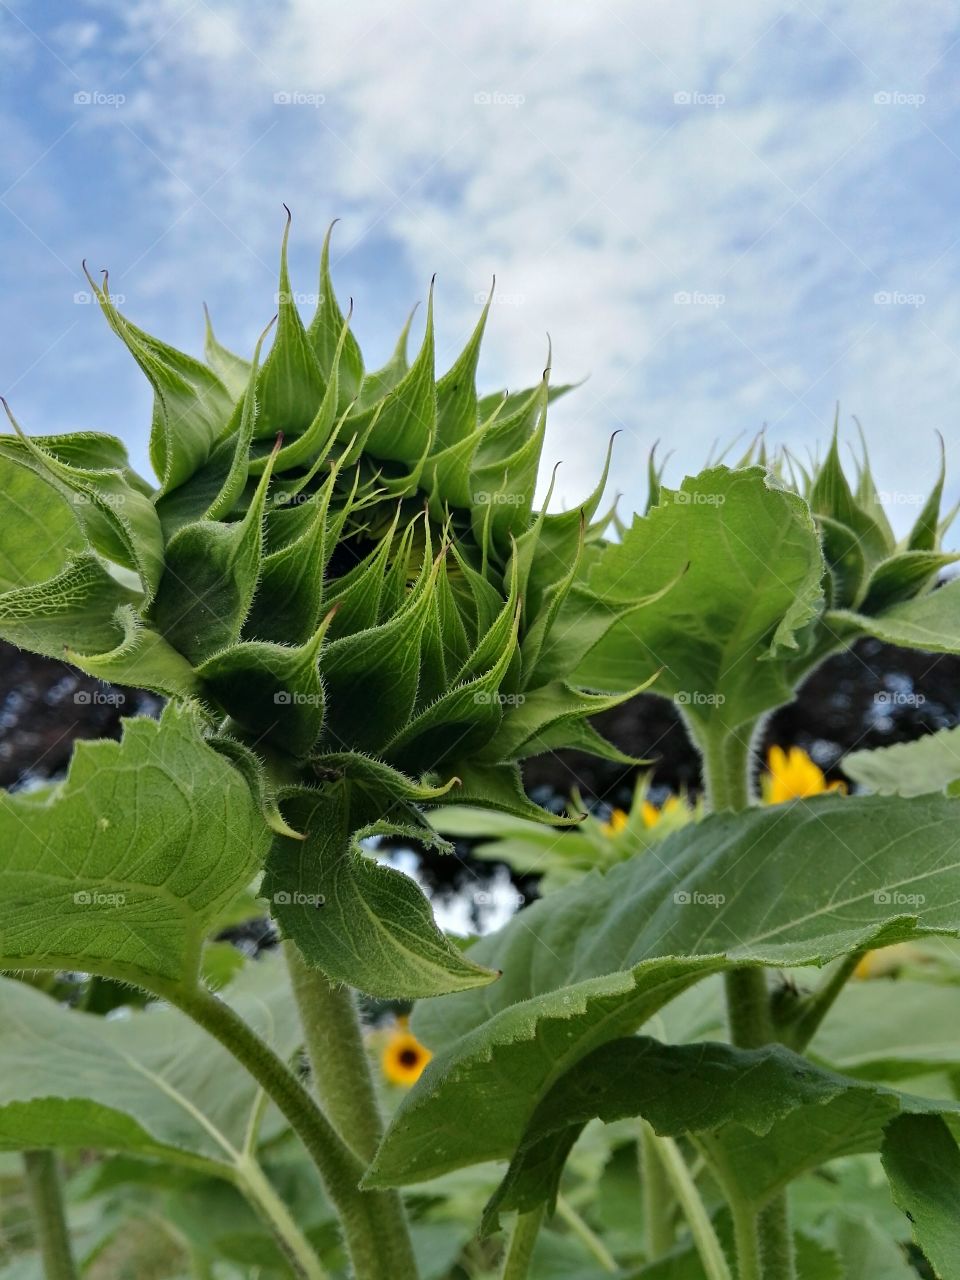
left=235, top=1155, right=328, bottom=1280
left=23, top=1150, right=78, bottom=1280
left=654, top=1135, right=733, bottom=1280
left=731, top=1200, right=762, bottom=1280
left=698, top=717, right=795, bottom=1280
left=781, top=951, right=864, bottom=1052
left=172, top=984, right=393, bottom=1280
left=555, top=1195, right=617, bottom=1273
left=724, top=969, right=774, bottom=1047
left=283, top=942, right=385, bottom=1163
left=639, top=1120, right=675, bottom=1259
left=756, top=1199, right=795, bottom=1280
left=500, top=1207, right=545, bottom=1280
left=698, top=720, right=753, bottom=812
left=284, top=942, right=417, bottom=1276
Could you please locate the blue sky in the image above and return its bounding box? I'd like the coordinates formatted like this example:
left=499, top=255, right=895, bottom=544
left=2, top=1, right=960, bottom=532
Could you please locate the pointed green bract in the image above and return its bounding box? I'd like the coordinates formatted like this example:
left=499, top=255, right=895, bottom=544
left=307, top=222, right=365, bottom=409
left=253, top=209, right=327, bottom=440
left=151, top=444, right=278, bottom=665
left=88, top=269, right=234, bottom=493
left=262, top=784, right=497, bottom=998
left=197, top=613, right=334, bottom=758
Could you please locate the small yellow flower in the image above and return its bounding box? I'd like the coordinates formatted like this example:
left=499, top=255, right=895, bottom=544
left=641, top=795, right=682, bottom=828
left=381, top=1020, right=431, bottom=1087
left=603, top=796, right=683, bottom=835
left=601, top=808, right=629, bottom=836
left=762, top=745, right=845, bottom=805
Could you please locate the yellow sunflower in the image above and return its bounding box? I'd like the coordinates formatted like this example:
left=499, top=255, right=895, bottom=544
left=641, top=795, right=682, bottom=828
left=762, top=745, right=845, bottom=805
left=602, top=796, right=682, bottom=835
left=601, top=807, right=629, bottom=836
left=381, top=1019, right=432, bottom=1087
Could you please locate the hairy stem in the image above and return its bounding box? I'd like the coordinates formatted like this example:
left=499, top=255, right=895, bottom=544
left=284, top=942, right=417, bottom=1275
left=555, top=1195, right=617, bottom=1272
left=698, top=716, right=795, bottom=1280
left=500, top=1207, right=545, bottom=1280
left=725, top=968, right=774, bottom=1047
left=639, top=1119, right=675, bottom=1259
left=172, top=983, right=395, bottom=1280
left=656, top=1136, right=732, bottom=1280
left=731, top=1200, right=762, bottom=1280
left=698, top=720, right=753, bottom=812
left=23, top=1150, right=78, bottom=1280
left=756, top=1198, right=795, bottom=1280
left=235, top=1155, right=328, bottom=1280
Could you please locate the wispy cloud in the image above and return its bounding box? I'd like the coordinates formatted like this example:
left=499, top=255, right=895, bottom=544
left=1, top=0, right=959, bottom=528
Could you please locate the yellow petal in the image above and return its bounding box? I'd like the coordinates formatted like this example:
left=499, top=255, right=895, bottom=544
left=381, top=1028, right=432, bottom=1086
left=601, top=808, right=629, bottom=836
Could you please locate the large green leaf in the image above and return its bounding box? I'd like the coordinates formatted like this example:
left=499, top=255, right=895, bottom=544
left=0, top=704, right=270, bottom=990
left=881, top=1114, right=960, bottom=1279
left=0, top=959, right=297, bottom=1169
left=481, top=1035, right=960, bottom=1229
left=573, top=467, right=824, bottom=732
left=368, top=793, right=960, bottom=1186
left=844, top=726, right=960, bottom=797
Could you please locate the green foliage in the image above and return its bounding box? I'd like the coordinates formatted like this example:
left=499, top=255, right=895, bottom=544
left=845, top=722, right=960, bottom=796
left=0, top=221, right=650, bottom=1006
left=367, top=794, right=960, bottom=1188
left=0, top=703, right=268, bottom=990
left=2, top=222, right=960, bottom=1279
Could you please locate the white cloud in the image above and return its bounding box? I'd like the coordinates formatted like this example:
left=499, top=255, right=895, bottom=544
left=4, top=0, right=960, bottom=531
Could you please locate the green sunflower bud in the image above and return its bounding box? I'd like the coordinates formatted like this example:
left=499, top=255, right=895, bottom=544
left=0, top=213, right=645, bottom=998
